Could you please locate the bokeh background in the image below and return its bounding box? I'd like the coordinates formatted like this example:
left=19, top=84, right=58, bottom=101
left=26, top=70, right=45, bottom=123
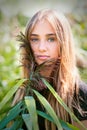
left=0, top=0, right=87, bottom=99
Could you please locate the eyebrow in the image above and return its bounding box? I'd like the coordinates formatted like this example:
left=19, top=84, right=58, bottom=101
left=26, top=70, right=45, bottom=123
left=30, top=33, right=56, bottom=37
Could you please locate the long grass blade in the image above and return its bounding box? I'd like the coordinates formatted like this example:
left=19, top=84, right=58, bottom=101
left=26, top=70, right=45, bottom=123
left=37, top=110, right=79, bottom=130
left=0, top=79, right=26, bottom=111
left=33, top=90, right=63, bottom=130
left=25, top=96, right=39, bottom=130
left=10, top=118, right=23, bottom=130
left=0, top=101, right=23, bottom=129
left=22, top=114, right=32, bottom=130
left=42, top=78, right=87, bottom=130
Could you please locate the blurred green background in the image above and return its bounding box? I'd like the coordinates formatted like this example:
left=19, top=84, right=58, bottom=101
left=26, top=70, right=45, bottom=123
left=0, top=0, right=87, bottom=101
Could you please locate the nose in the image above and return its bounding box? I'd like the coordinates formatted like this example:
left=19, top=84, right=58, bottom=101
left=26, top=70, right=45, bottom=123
left=38, top=40, right=47, bottom=52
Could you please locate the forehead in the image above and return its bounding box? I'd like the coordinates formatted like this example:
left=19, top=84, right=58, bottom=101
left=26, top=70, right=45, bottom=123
left=31, top=19, right=56, bottom=35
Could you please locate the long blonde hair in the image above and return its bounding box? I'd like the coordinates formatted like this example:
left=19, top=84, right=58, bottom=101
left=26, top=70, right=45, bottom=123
left=17, top=9, right=80, bottom=130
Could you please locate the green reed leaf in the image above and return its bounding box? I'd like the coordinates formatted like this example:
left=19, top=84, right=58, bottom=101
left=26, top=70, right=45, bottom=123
left=33, top=89, right=63, bottom=130
left=0, top=79, right=26, bottom=111
left=25, top=96, right=39, bottom=130
left=42, top=78, right=87, bottom=130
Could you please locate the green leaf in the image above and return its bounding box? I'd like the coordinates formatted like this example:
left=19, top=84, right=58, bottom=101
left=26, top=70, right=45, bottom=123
left=37, top=110, right=79, bottom=130
left=10, top=117, right=23, bottom=130
left=33, top=90, right=63, bottom=130
left=0, top=101, right=23, bottom=129
left=37, top=110, right=54, bottom=122
left=24, top=96, right=39, bottom=130
left=0, top=79, right=26, bottom=111
left=22, top=114, right=32, bottom=130
left=42, top=78, right=87, bottom=130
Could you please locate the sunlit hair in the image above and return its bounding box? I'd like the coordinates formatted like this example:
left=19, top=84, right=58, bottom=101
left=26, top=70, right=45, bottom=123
left=21, top=9, right=80, bottom=130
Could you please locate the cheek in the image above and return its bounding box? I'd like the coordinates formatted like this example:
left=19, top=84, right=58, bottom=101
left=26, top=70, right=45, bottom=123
left=30, top=44, right=36, bottom=52
left=52, top=45, right=59, bottom=58
left=54, top=50, right=59, bottom=58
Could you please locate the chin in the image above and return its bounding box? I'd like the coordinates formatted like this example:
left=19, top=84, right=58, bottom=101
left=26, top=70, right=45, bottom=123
left=36, top=58, right=56, bottom=66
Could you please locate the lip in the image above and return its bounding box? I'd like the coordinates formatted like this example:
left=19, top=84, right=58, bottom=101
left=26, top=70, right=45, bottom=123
left=36, top=55, right=50, bottom=60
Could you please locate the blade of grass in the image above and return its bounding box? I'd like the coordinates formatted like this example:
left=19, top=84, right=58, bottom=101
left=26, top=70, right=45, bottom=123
left=10, top=118, right=23, bottom=130
left=37, top=110, right=79, bottom=130
left=42, top=78, right=87, bottom=130
left=33, top=90, right=63, bottom=130
left=0, top=79, right=26, bottom=111
left=0, top=101, right=23, bottom=129
left=24, top=96, right=39, bottom=130
left=22, top=114, right=32, bottom=130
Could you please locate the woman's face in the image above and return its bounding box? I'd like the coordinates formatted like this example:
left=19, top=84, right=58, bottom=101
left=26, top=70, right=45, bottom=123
left=29, top=19, right=59, bottom=65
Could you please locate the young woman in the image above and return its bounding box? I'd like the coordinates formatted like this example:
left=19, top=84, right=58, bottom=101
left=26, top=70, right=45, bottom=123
left=12, top=9, right=87, bottom=130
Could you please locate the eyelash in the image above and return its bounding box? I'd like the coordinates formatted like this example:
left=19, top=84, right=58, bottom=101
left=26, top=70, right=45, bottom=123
left=30, top=37, right=56, bottom=43
left=47, top=37, right=55, bottom=42
left=30, top=38, right=39, bottom=42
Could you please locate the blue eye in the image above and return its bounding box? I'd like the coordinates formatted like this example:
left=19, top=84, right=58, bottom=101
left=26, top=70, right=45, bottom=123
left=48, top=37, right=55, bottom=42
left=30, top=38, right=39, bottom=42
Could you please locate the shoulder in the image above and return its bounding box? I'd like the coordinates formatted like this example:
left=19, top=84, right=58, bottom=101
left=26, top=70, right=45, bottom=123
left=74, top=80, right=87, bottom=100
left=78, top=80, right=87, bottom=97
left=73, top=80, right=87, bottom=120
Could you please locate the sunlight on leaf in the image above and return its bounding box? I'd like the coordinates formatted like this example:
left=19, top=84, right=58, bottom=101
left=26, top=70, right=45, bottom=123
left=33, top=90, right=63, bottom=130
left=0, top=79, right=26, bottom=111
left=25, top=96, right=39, bottom=130
left=42, top=78, right=87, bottom=130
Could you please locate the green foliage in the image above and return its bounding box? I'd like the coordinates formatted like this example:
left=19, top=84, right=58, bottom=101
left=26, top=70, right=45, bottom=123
left=0, top=77, right=86, bottom=130
left=16, top=13, right=29, bottom=27
left=0, top=87, right=80, bottom=130
left=0, top=101, right=23, bottom=129
left=0, top=9, right=87, bottom=130
left=79, top=68, right=87, bottom=83
left=0, top=79, right=26, bottom=111
left=41, top=79, right=87, bottom=130
left=68, top=13, right=87, bottom=82
left=0, top=10, right=4, bottom=22
left=33, top=89, right=63, bottom=130
left=24, top=96, right=39, bottom=130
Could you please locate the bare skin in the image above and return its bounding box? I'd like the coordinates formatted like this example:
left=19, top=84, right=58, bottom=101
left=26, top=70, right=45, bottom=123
left=29, top=19, right=59, bottom=77
left=30, top=19, right=59, bottom=65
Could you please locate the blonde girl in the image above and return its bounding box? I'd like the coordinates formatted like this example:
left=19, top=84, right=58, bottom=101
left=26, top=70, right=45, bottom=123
left=12, top=9, right=87, bottom=130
